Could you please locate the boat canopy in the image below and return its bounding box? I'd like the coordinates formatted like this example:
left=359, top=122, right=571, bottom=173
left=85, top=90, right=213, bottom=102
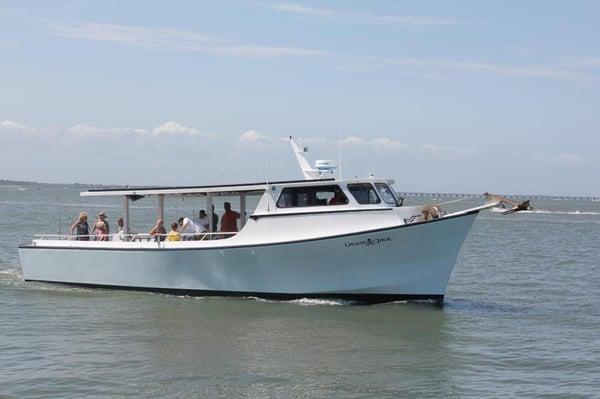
left=80, top=178, right=333, bottom=198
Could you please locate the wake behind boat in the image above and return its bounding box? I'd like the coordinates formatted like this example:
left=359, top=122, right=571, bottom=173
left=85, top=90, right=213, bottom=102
left=19, top=138, right=503, bottom=303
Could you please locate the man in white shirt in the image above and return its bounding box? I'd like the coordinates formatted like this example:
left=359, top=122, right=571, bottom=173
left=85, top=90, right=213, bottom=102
left=178, top=217, right=204, bottom=240
left=113, top=217, right=126, bottom=241
left=194, top=210, right=210, bottom=232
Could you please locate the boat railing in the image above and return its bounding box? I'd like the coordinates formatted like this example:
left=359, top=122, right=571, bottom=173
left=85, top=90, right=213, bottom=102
left=34, top=232, right=237, bottom=241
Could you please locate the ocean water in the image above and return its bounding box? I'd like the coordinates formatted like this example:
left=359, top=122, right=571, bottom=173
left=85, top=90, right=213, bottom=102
left=1, top=184, right=599, bottom=398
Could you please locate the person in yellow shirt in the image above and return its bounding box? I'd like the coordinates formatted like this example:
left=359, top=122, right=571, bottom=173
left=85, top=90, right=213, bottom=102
left=167, top=222, right=181, bottom=241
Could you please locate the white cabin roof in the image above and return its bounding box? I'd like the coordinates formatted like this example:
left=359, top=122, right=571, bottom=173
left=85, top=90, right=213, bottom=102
left=80, top=178, right=332, bottom=197
left=80, top=177, right=395, bottom=198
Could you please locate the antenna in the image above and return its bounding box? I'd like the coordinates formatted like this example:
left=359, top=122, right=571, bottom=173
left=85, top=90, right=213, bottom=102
left=263, top=114, right=270, bottom=212
left=338, top=125, right=342, bottom=181
left=263, top=114, right=269, bottom=185
left=367, top=140, right=373, bottom=178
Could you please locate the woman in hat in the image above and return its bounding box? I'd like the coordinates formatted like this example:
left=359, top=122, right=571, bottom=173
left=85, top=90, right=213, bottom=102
left=97, top=211, right=109, bottom=234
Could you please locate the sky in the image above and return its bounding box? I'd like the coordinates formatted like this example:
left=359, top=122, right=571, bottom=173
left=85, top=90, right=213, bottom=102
left=1, top=1, right=599, bottom=196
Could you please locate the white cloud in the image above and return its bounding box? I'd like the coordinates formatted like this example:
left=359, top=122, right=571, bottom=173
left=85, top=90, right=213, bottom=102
left=0, top=120, right=214, bottom=145
left=65, top=121, right=210, bottom=139
left=296, top=137, right=328, bottom=146
left=152, top=121, right=212, bottom=138
left=370, top=137, right=410, bottom=152
left=293, top=136, right=409, bottom=152
left=50, top=23, right=210, bottom=48
left=49, top=22, right=326, bottom=58
left=0, top=120, right=35, bottom=134
left=262, top=3, right=458, bottom=27
left=340, top=56, right=596, bottom=81
left=342, top=136, right=366, bottom=146
left=421, top=144, right=476, bottom=156
left=68, top=124, right=139, bottom=137
left=238, top=130, right=269, bottom=144
left=211, top=45, right=328, bottom=57
left=560, top=57, right=600, bottom=68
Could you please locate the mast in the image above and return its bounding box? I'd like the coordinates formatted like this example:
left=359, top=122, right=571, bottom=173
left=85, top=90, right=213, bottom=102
left=289, top=136, right=320, bottom=180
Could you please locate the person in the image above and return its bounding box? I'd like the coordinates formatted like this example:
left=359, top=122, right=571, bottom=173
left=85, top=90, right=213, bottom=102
left=329, top=189, right=347, bottom=205
left=70, top=212, right=89, bottom=241
left=149, top=219, right=167, bottom=241
left=113, top=216, right=126, bottom=241
left=178, top=217, right=203, bottom=240
left=93, top=220, right=109, bottom=241
left=211, top=205, right=219, bottom=233
left=167, top=222, right=181, bottom=241
left=98, top=211, right=110, bottom=235
left=220, top=202, right=240, bottom=235
left=195, top=210, right=210, bottom=232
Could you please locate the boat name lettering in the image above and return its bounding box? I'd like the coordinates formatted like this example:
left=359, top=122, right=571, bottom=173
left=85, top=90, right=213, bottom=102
left=344, top=237, right=391, bottom=248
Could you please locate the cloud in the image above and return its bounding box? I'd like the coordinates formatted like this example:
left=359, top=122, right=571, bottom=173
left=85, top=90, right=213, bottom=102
left=0, top=120, right=35, bottom=134
left=210, top=46, right=327, bottom=57
left=370, top=137, right=410, bottom=152
left=340, top=56, right=597, bottom=81
left=342, top=136, right=366, bottom=146
left=262, top=3, right=458, bottom=27
left=238, top=130, right=269, bottom=144
left=68, top=124, right=144, bottom=137
left=421, top=144, right=476, bottom=156
left=49, top=22, right=327, bottom=58
left=293, top=136, right=410, bottom=152
left=559, top=57, right=600, bottom=68
left=66, top=121, right=211, bottom=139
left=1, top=120, right=212, bottom=145
left=50, top=23, right=209, bottom=48
left=532, top=152, right=590, bottom=164
left=152, top=121, right=212, bottom=138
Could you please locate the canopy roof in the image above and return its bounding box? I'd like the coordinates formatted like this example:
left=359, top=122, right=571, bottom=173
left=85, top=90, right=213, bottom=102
left=80, top=178, right=334, bottom=197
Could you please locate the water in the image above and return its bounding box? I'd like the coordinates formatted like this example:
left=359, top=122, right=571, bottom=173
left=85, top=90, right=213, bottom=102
left=1, top=184, right=599, bottom=398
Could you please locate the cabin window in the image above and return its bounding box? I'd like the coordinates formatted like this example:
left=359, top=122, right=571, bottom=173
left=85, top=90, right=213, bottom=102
left=375, top=183, right=398, bottom=205
left=347, top=183, right=381, bottom=205
left=276, top=185, right=348, bottom=208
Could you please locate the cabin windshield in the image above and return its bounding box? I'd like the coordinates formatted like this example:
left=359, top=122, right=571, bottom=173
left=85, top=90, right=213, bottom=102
left=276, top=185, right=348, bottom=208
left=347, top=183, right=381, bottom=205
left=375, top=183, right=399, bottom=205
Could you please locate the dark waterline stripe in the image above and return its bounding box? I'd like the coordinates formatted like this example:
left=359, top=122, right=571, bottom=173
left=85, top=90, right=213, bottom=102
left=23, top=281, right=444, bottom=305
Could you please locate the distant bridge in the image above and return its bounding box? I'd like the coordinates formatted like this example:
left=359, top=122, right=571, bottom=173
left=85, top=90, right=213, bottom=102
left=398, top=192, right=600, bottom=202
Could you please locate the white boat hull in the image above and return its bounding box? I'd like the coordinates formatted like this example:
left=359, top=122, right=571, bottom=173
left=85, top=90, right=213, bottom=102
left=19, top=211, right=478, bottom=303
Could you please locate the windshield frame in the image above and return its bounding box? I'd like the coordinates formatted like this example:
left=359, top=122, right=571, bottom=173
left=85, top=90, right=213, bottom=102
left=374, top=183, right=399, bottom=206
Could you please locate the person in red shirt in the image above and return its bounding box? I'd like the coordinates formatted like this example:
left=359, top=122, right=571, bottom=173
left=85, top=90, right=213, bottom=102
left=220, top=202, right=240, bottom=235
left=328, top=189, right=348, bottom=205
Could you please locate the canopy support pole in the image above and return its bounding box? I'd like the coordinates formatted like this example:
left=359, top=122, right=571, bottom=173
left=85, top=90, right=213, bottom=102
left=207, top=194, right=213, bottom=238
left=157, top=194, right=164, bottom=222
left=240, top=193, right=247, bottom=228
left=123, top=196, right=130, bottom=235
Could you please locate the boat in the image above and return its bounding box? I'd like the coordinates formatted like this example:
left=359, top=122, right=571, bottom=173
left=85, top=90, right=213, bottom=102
left=18, top=138, right=499, bottom=303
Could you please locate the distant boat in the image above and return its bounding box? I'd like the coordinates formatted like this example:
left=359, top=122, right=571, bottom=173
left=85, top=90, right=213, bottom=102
left=19, top=137, right=498, bottom=304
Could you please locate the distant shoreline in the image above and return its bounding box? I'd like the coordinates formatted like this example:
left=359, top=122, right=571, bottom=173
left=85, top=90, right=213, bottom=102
left=0, top=179, right=598, bottom=201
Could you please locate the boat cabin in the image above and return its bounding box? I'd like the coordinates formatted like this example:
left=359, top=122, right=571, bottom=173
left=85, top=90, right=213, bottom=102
left=78, top=177, right=403, bottom=241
